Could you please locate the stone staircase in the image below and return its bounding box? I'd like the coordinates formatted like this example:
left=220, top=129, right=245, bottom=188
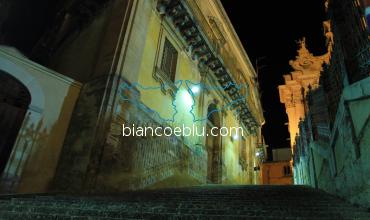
left=0, top=185, right=369, bottom=219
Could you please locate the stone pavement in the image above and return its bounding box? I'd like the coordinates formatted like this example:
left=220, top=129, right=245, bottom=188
left=0, top=185, right=369, bottom=219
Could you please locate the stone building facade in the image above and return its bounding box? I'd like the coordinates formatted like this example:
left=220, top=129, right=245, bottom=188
left=261, top=148, right=293, bottom=185
left=261, top=161, right=293, bottom=185
left=279, top=0, right=370, bottom=207
left=0, top=0, right=264, bottom=194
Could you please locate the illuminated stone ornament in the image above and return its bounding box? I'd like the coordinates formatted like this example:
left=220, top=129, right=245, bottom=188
left=156, top=0, right=261, bottom=133
left=278, top=38, right=330, bottom=150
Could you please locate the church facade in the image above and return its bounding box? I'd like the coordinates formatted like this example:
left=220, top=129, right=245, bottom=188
left=279, top=0, right=370, bottom=207
left=0, top=0, right=264, bottom=194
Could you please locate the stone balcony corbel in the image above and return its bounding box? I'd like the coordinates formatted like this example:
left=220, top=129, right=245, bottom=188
left=186, top=35, right=202, bottom=48
left=173, top=13, right=190, bottom=27
left=156, top=0, right=260, bottom=132
left=191, top=44, right=208, bottom=60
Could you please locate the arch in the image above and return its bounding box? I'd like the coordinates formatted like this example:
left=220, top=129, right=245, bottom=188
left=0, top=47, right=45, bottom=111
left=206, top=103, right=222, bottom=183
left=0, top=47, right=46, bottom=181
left=207, top=103, right=221, bottom=126
left=0, top=71, right=31, bottom=174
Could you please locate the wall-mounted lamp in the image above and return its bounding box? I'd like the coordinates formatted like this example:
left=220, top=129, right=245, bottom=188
left=191, top=85, right=200, bottom=94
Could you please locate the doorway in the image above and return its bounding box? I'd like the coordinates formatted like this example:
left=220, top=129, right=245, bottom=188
left=205, top=104, right=222, bottom=183
left=0, top=71, right=31, bottom=174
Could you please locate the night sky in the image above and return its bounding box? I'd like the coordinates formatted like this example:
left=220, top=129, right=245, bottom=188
left=221, top=1, right=327, bottom=159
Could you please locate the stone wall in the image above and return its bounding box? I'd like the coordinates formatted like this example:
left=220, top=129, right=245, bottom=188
left=261, top=161, right=293, bottom=185
left=296, top=77, right=370, bottom=207
left=0, top=47, right=81, bottom=193
left=318, top=78, right=370, bottom=207
left=53, top=77, right=208, bottom=193
left=281, top=0, right=369, bottom=208
left=98, top=82, right=207, bottom=191
left=47, top=0, right=264, bottom=193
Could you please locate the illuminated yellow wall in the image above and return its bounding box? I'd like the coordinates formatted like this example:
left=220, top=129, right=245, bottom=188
left=132, top=0, right=264, bottom=185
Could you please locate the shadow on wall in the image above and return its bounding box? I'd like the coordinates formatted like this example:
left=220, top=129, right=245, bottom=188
left=15, top=86, right=81, bottom=193
left=0, top=47, right=81, bottom=193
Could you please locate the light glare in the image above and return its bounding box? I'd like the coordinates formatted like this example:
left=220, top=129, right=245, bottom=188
left=191, top=85, right=200, bottom=94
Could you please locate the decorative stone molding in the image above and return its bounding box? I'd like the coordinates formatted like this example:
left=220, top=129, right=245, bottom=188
left=289, top=38, right=328, bottom=74
left=153, top=66, right=178, bottom=99
left=279, top=39, right=328, bottom=148
left=156, top=0, right=258, bottom=133
left=208, top=16, right=226, bottom=51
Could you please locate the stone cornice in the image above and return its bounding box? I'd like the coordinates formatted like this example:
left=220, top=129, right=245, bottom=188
left=156, top=0, right=259, bottom=133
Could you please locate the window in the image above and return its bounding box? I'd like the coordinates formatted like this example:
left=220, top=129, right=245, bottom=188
left=160, top=38, right=178, bottom=82
left=283, top=165, right=291, bottom=176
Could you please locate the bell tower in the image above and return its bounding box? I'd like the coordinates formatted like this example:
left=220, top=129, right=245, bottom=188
left=278, top=38, right=329, bottom=151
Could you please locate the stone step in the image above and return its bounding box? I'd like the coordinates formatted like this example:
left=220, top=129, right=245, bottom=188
left=0, top=211, right=141, bottom=220
left=0, top=208, right=368, bottom=220
left=7, top=196, right=339, bottom=203
left=0, top=202, right=368, bottom=219
left=3, top=199, right=359, bottom=212
left=0, top=210, right=369, bottom=220
left=1, top=196, right=362, bottom=209
left=0, top=185, right=368, bottom=219
left=1, top=200, right=358, bottom=209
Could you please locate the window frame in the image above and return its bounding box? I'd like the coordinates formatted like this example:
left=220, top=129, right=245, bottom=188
left=152, top=21, right=183, bottom=99
left=160, top=38, right=178, bottom=82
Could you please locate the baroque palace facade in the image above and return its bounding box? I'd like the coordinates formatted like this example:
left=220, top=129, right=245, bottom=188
left=279, top=0, right=370, bottom=206
left=0, top=0, right=264, bottom=193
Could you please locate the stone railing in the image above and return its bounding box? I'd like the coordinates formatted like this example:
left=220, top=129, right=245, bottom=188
left=82, top=79, right=210, bottom=192
left=129, top=136, right=207, bottom=190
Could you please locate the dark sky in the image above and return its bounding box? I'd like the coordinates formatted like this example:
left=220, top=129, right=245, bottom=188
left=221, top=1, right=327, bottom=157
